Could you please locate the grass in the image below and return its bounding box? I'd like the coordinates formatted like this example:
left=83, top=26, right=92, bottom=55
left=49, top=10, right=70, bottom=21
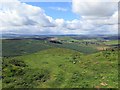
left=103, top=40, right=118, bottom=45
left=2, top=48, right=118, bottom=88
left=2, top=39, right=98, bottom=57
left=2, top=39, right=53, bottom=57
left=2, top=37, right=118, bottom=88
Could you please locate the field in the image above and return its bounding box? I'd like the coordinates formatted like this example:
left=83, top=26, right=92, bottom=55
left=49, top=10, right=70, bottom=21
left=2, top=38, right=98, bottom=57
left=1, top=35, right=119, bottom=88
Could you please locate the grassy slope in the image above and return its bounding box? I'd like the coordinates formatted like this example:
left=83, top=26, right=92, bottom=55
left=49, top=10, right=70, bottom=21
left=2, top=40, right=53, bottom=57
left=2, top=48, right=118, bottom=88
left=103, top=40, right=118, bottom=45
left=2, top=39, right=98, bottom=57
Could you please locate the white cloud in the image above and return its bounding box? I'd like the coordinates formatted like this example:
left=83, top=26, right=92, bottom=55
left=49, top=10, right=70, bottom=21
left=71, top=0, right=118, bottom=34
left=49, top=7, right=68, bottom=11
left=0, top=0, right=118, bottom=35
left=55, top=19, right=65, bottom=26
left=72, top=0, right=118, bottom=18
left=0, top=0, right=55, bottom=29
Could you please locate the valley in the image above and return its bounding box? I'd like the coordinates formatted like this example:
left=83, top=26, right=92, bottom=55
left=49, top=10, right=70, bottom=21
left=1, top=35, right=119, bottom=88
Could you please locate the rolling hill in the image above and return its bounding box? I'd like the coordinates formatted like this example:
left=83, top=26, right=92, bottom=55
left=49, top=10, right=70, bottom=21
left=2, top=48, right=118, bottom=88
left=2, top=39, right=98, bottom=57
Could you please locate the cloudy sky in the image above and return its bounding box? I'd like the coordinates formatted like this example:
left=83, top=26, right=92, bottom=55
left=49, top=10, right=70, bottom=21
left=0, top=0, right=118, bottom=35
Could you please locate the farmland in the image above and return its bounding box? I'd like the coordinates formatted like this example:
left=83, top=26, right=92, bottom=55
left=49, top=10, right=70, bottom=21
left=1, top=35, right=119, bottom=88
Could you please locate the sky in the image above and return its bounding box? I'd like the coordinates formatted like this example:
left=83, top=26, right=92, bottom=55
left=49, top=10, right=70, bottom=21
left=26, top=2, right=79, bottom=20
left=0, top=0, right=119, bottom=35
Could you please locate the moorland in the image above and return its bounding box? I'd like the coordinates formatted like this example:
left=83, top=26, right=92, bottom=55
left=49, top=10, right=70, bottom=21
left=1, top=34, right=119, bottom=88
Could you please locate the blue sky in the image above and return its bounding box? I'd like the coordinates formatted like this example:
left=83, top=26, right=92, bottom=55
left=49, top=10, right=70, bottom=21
left=0, top=0, right=118, bottom=35
left=26, top=2, right=80, bottom=20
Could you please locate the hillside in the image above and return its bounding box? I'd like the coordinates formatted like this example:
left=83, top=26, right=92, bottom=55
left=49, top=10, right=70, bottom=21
left=2, top=48, right=118, bottom=88
left=2, top=39, right=98, bottom=57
